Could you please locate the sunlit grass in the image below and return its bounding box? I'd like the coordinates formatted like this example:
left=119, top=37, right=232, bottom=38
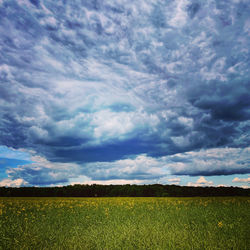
left=0, top=197, right=249, bottom=249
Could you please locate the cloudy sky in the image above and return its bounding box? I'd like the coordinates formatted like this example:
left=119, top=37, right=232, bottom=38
left=0, top=0, right=250, bottom=188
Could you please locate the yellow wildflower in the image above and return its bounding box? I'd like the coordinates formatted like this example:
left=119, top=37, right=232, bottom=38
left=218, top=221, right=223, bottom=228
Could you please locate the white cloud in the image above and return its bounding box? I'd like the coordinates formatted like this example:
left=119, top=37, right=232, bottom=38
left=7, top=154, right=81, bottom=186
left=171, top=136, right=190, bottom=147
left=165, top=147, right=250, bottom=176
left=167, top=177, right=181, bottom=185
left=0, top=64, right=13, bottom=80
left=9, top=146, right=250, bottom=186
left=168, top=0, right=188, bottom=28
left=0, top=178, right=28, bottom=187
left=70, top=177, right=145, bottom=186
left=232, top=177, right=250, bottom=184
left=196, top=176, right=213, bottom=185
left=187, top=176, right=213, bottom=187
left=168, top=178, right=181, bottom=182
left=40, top=16, right=58, bottom=28
left=83, top=154, right=169, bottom=181
left=91, top=109, right=159, bottom=142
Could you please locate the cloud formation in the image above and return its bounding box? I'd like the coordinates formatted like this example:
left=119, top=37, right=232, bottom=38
left=4, top=146, right=249, bottom=187
left=232, top=176, right=250, bottom=184
left=187, top=176, right=213, bottom=187
left=167, top=178, right=181, bottom=185
left=0, top=178, right=28, bottom=187
left=6, top=154, right=81, bottom=186
left=166, top=147, right=250, bottom=176
left=0, top=0, right=250, bottom=186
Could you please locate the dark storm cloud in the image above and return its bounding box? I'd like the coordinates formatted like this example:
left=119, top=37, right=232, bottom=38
left=0, top=0, right=249, bottom=185
left=188, top=79, right=250, bottom=122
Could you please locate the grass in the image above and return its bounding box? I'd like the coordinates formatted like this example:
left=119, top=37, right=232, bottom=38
left=0, top=197, right=249, bottom=249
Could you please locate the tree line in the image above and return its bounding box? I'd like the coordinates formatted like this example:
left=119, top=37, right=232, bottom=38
left=0, top=184, right=249, bottom=197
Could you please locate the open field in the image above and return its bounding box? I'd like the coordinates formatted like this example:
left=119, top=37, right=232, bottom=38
left=0, top=197, right=249, bottom=249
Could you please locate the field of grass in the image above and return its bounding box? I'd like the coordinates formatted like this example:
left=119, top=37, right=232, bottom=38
left=0, top=197, right=249, bottom=249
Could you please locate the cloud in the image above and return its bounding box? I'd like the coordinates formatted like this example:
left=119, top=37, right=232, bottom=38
left=187, top=176, right=213, bottom=187
left=165, top=147, right=250, bottom=176
left=6, top=154, right=81, bottom=186
left=167, top=177, right=181, bottom=185
left=232, top=176, right=250, bottom=184
left=78, top=146, right=249, bottom=182
left=196, top=176, right=213, bottom=185
left=2, top=146, right=250, bottom=186
left=81, top=154, right=168, bottom=181
left=168, top=178, right=181, bottom=182
left=0, top=178, right=28, bottom=187
left=0, top=0, right=250, bottom=185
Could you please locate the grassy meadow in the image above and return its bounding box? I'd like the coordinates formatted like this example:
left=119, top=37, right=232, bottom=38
left=0, top=197, right=249, bottom=249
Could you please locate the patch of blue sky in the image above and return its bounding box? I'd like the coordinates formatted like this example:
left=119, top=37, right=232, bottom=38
left=0, top=157, right=33, bottom=179
left=0, top=145, right=31, bottom=161
left=0, top=146, right=33, bottom=180
left=179, top=174, right=250, bottom=188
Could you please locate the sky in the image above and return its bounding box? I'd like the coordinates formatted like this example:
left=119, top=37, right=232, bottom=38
left=0, top=0, right=249, bottom=188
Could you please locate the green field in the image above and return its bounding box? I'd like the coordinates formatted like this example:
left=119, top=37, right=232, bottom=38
left=0, top=197, right=249, bottom=249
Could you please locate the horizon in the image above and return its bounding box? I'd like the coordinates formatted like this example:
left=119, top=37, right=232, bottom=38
left=0, top=0, right=250, bottom=189
left=1, top=182, right=249, bottom=188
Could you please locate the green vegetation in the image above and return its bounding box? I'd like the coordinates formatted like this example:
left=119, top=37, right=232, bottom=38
left=0, top=197, right=249, bottom=249
left=1, top=184, right=249, bottom=197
